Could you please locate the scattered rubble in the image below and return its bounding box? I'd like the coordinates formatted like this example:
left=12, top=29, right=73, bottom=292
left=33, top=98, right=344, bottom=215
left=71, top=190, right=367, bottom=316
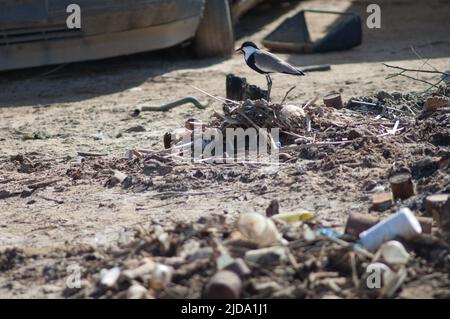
left=1, top=83, right=449, bottom=299
left=3, top=206, right=447, bottom=299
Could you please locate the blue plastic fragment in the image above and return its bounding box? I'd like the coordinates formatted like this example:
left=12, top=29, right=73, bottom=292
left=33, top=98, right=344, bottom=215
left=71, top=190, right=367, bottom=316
left=318, top=227, right=342, bottom=238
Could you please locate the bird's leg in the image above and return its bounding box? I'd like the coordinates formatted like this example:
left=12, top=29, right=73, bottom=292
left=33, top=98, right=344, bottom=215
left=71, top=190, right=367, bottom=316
left=265, top=74, right=272, bottom=102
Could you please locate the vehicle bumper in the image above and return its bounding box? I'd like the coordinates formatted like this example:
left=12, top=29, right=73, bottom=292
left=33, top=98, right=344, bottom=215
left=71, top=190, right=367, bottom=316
left=0, top=16, right=201, bottom=72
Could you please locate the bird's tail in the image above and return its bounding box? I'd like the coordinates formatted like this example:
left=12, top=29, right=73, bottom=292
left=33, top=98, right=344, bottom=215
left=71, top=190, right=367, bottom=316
left=296, top=68, right=306, bottom=76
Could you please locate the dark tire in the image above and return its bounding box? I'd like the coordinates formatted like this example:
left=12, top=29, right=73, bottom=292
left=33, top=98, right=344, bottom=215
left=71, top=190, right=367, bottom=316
left=193, top=0, right=235, bottom=58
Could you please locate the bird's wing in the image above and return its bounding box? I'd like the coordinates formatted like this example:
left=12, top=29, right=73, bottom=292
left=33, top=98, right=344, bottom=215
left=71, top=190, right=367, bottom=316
left=253, top=50, right=304, bottom=75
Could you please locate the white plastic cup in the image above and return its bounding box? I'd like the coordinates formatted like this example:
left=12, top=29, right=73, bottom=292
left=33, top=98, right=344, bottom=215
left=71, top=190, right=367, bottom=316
left=359, top=207, right=422, bottom=251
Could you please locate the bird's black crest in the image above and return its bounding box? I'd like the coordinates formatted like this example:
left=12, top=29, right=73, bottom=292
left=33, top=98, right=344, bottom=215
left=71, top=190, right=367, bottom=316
left=240, top=41, right=258, bottom=49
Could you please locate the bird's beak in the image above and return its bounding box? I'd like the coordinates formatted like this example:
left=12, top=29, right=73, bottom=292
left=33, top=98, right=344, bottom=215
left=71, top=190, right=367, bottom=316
left=234, top=48, right=243, bottom=54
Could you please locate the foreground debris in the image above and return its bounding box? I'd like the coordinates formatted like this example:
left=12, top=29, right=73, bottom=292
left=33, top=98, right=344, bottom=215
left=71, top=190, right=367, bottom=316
left=1, top=82, right=449, bottom=298
left=29, top=209, right=447, bottom=299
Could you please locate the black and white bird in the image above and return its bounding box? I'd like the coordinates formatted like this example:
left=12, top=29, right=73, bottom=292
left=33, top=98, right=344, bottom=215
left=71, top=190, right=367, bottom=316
left=235, top=41, right=305, bottom=101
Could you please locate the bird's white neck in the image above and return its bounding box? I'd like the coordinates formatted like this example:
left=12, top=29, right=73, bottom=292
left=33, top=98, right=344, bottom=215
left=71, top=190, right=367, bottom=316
left=242, top=46, right=257, bottom=61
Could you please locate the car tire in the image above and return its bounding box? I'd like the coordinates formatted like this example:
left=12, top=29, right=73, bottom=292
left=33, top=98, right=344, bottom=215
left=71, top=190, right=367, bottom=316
left=193, top=0, right=235, bottom=58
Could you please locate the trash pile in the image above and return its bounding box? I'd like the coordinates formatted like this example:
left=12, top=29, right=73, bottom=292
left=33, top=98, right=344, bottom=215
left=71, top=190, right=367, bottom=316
left=149, top=82, right=450, bottom=166
left=2, top=82, right=448, bottom=299
left=59, top=83, right=449, bottom=299
left=63, top=200, right=450, bottom=299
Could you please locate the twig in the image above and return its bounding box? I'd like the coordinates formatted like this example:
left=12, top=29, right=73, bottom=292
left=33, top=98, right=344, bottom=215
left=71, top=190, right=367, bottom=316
left=383, top=62, right=449, bottom=91
left=410, top=46, right=441, bottom=73
left=77, top=152, right=108, bottom=157
left=26, top=179, right=61, bottom=190
left=280, top=86, right=296, bottom=105
left=190, top=85, right=239, bottom=105
left=281, top=130, right=313, bottom=141
left=147, top=189, right=236, bottom=199
left=279, top=140, right=353, bottom=152
left=395, top=73, right=440, bottom=89
left=349, top=252, right=359, bottom=288
left=303, top=96, right=319, bottom=109
left=383, top=63, right=449, bottom=76
left=136, top=200, right=187, bottom=210
left=391, top=120, right=399, bottom=135
left=38, top=195, right=64, bottom=204
left=350, top=100, right=408, bottom=114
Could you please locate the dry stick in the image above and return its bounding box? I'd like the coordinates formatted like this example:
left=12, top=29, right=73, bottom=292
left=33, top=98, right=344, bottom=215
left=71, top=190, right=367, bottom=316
left=377, top=127, right=404, bottom=137
left=280, top=86, right=296, bottom=105
left=349, top=252, right=359, bottom=288
left=147, top=188, right=237, bottom=199
left=391, top=120, right=400, bottom=135
left=281, top=130, right=313, bottom=141
left=396, top=73, right=440, bottom=89
left=305, top=114, right=312, bottom=132
left=279, top=140, right=353, bottom=152
left=350, top=100, right=408, bottom=114
left=27, top=178, right=61, bottom=190
left=383, top=63, right=449, bottom=76
left=403, top=102, right=416, bottom=116
left=190, top=85, right=240, bottom=106
left=303, top=96, right=319, bottom=109
left=411, top=46, right=439, bottom=77
left=38, top=195, right=64, bottom=204
left=136, top=200, right=187, bottom=210
left=383, top=63, right=448, bottom=91
left=410, top=47, right=447, bottom=92
left=77, top=152, right=108, bottom=157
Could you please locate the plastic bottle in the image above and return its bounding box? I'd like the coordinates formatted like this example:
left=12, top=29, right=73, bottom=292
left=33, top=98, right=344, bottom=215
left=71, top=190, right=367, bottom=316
left=359, top=207, right=422, bottom=251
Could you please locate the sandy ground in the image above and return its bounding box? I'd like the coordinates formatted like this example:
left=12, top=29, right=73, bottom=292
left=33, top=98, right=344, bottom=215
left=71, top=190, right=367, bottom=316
left=0, top=0, right=449, bottom=298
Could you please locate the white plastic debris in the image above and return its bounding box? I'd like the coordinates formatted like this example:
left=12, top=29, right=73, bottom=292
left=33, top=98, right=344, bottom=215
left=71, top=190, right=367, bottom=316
left=188, top=247, right=214, bottom=262
left=244, top=246, right=288, bottom=265
left=280, top=104, right=305, bottom=125
left=100, top=267, right=121, bottom=288
left=217, top=251, right=234, bottom=270
left=303, top=225, right=317, bottom=242
left=237, top=212, right=287, bottom=247
left=379, top=240, right=410, bottom=265
left=127, top=283, right=148, bottom=299
left=122, top=259, right=155, bottom=280
left=157, top=232, right=171, bottom=252
left=359, top=207, right=422, bottom=251
left=151, top=264, right=174, bottom=289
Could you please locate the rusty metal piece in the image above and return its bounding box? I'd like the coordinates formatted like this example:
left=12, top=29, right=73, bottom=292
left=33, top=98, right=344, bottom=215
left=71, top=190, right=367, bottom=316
left=203, top=270, right=242, bottom=299
left=224, top=258, right=251, bottom=278
left=323, top=93, right=343, bottom=109
left=425, top=194, right=449, bottom=226
left=372, top=192, right=393, bottom=211
left=389, top=174, right=415, bottom=200
left=423, top=96, right=450, bottom=112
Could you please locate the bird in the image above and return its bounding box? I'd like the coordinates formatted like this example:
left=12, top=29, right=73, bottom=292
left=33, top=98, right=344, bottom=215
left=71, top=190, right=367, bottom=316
left=235, top=41, right=305, bottom=102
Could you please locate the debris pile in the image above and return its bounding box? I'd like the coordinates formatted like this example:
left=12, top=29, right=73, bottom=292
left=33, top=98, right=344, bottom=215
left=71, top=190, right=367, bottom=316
left=56, top=84, right=448, bottom=299
left=60, top=205, right=450, bottom=299
left=1, top=83, right=449, bottom=299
